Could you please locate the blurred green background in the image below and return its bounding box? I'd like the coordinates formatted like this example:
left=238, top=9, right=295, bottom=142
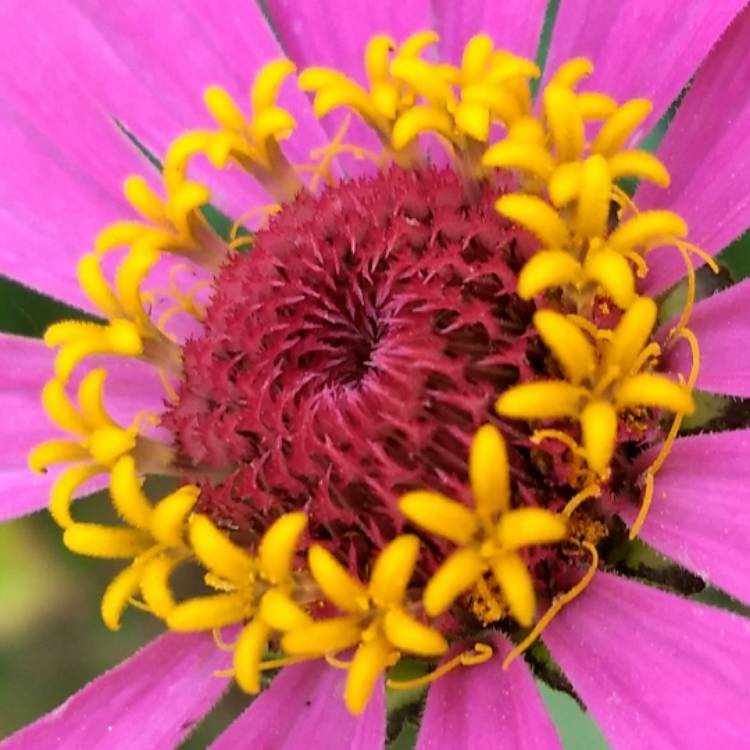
left=2, top=0, right=750, bottom=745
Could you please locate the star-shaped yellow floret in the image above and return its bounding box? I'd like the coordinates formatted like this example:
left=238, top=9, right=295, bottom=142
left=57, top=455, right=198, bottom=631
left=167, top=511, right=310, bottom=694
left=398, top=424, right=567, bottom=627
left=496, top=298, right=694, bottom=477
left=281, top=534, right=447, bottom=715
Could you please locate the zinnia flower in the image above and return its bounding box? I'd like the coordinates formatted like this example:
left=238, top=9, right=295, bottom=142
left=2, top=0, right=750, bottom=748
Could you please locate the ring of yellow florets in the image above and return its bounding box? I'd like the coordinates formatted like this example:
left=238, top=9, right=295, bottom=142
left=29, top=32, right=712, bottom=715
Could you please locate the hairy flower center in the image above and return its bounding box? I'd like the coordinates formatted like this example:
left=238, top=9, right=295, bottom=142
left=163, top=165, right=547, bottom=572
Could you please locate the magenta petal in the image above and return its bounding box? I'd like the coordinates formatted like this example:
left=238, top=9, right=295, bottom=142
left=416, top=635, right=561, bottom=749
left=0, top=334, right=167, bottom=521
left=210, top=661, right=385, bottom=749
left=544, top=571, right=750, bottom=748
left=434, top=0, right=546, bottom=63
left=265, top=0, right=433, bottom=82
left=639, top=5, right=750, bottom=294
left=34, top=0, right=325, bottom=216
left=264, top=0, right=433, bottom=173
left=664, top=280, right=750, bottom=397
left=620, top=430, right=750, bottom=605
left=0, top=633, right=229, bottom=749
left=545, top=0, right=746, bottom=132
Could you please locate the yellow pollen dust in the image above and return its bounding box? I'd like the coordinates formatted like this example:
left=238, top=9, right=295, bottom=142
left=29, top=30, right=709, bottom=715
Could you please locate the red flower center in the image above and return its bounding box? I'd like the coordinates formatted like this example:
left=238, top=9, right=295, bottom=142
left=162, top=166, right=555, bottom=568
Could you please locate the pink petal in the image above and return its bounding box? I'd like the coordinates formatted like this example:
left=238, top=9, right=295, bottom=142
left=210, top=661, right=385, bottom=749
left=0, top=633, right=229, bottom=749
left=265, top=0, right=433, bottom=83
left=0, top=115, right=138, bottom=310
left=620, top=430, right=750, bottom=605
left=264, top=0, right=433, bottom=174
left=433, top=0, right=547, bottom=63
left=0, top=334, right=167, bottom=521
left=639, top=4, right=750, bottom=294
left=416, top=634, right=561, bottom=749
left=664, top=279, right=750, bottom=397
left=545, top=0, right=746, bottom=133
left=544, top=571, right=750, bottom=748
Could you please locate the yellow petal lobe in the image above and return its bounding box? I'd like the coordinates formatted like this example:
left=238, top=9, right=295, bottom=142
left=370, top=534, right=420, bottom=608
left=423, top=547, right=485, bottom=617
left=398, top=491, right=478, bottom=545
left=469, top=423, right=510, bottom=517
left=308, top=545, right=368, bottom=614
left=490, top=552, right=536, bottom=627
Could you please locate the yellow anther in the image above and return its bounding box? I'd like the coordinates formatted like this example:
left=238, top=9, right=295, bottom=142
left=28, top=440, right=89, bottom=474
left=496, top=194, right=570, bottom=248
left=615, top=373, right=694, bottom=414
left=576, top=92, right=618, bottom=121
left=490, top=553, right=536, bottom=626
left=110, top=454, right=152, bottom=529
left=533, top=310, right=596, bottom=384
left=77, top=254, right=121, bottom=318
left=167, top=592, right=249, bottom=631
left=550, top=57, right=593, bottom=89
left=383, top=608, right=448, bottom=656
left=251, top=60, right=297, bottom=113
left=391, top=106, right=456, bottom=151
left=398, top=491, right=478, bottom=544
left=205, top=86, right=247, bottom=131
left=308, top=545, right=369, bottom=614
left=123, top=175, right=166, bottom=224
left=605, top=296, right=658, bottom=374
left=482, top=140, right=555, bottom=180
left=462, top=35, right=494, bottom=81
left=365, top=35, right=396, bottom=82
left=543, top=84, right=585, bottom=163
left=496, top=381, right=584, bottom=420
left=548, top=162, right=583, bottom=207
left=149, top=486, right=198, bottom=548
left=87, top=425, right=136, bottom=466
left=140, top=555, right=183, bottom=618
left=580, top=400, right=618, bottom=477
left=582, top=248, right=636, bottom=309
left=423, top=546, right=485, bottom=617
left=282, top=617, right=363, bottom=655
left=592, top=99, right=652, bottom=156
left=608, top=210, right=687, bottom=251
left=507, top=116, right=546, bottom=144
left=608, top=150, right=670, bottom=187
left=398, top=30, right=440, bottom=58
left=369, top=534, right=420, bottom=608
left=102, top=563, right=146, bottom=631
left=63, top=523, right=151, bottom=558
left=189, top=514, right=255, bottom=583
left=487, top=52, right=540, bottom=83
left=346, top=636, right=393, bottom=715
left=49, top=464, right=102, bottom=528
left=461, top=82, right=524, bottom=126
left=496, top=508, right=567, bottom=551
left=576, top=155, right=611, bottom=239
left=259, top=589, right=312, bottom=632
left=234, top=618, right=272, bottom=693
left=258, top=512, right=307, bottom=585
left=390, top=58, right=455, bottom=110
left=455, top=100, right=491, bottom=142
left=517, top=250, right=583, bottom=299
left=469, top=423, right=510, bottom=517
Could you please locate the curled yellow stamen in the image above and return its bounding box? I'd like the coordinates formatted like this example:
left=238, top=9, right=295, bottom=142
left=386, top=643, right=493, bottom=690
left=502, top=541, right=598, bottom=669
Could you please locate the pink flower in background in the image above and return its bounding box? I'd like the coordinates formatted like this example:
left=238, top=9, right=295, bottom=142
left=1, top=1, right=750, bottom=748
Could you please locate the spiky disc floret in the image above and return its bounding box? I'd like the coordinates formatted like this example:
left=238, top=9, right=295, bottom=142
left=162, top=165, right=560, bottom=571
